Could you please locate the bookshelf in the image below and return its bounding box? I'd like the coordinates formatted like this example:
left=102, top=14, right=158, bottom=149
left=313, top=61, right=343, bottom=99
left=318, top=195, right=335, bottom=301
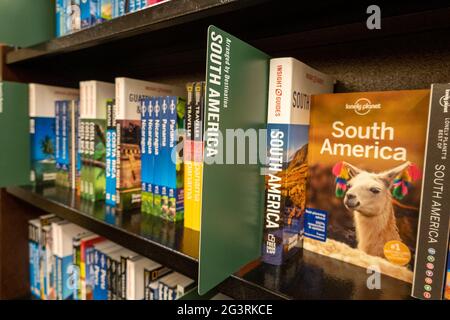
left=6, top=186, right=412, bottom=300
left=1, top=0, right=449, bottom=300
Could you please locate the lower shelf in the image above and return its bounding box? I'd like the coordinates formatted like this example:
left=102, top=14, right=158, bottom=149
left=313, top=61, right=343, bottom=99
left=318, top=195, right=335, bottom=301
left=6, top=185, right=412, bottom=300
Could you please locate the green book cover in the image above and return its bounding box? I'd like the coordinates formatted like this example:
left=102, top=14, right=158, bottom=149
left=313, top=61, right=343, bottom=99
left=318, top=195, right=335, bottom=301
left=0, top=81, right=30, bottom=187
left=198, top=26, right=270, bottom=294
left=90, top=118, right=107, bottom=201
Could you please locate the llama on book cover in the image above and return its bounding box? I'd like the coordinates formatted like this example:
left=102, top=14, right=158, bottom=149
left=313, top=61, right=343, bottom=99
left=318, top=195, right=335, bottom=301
left=305, top=89, right=430, bottom=283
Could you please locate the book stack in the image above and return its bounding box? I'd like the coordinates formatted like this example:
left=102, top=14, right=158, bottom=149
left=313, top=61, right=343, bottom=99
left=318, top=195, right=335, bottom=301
left=28, top=215, right=196, bottom=300
left=141, top=96, right=186, bottom=221
left=79, top=80, right=114, bottom=202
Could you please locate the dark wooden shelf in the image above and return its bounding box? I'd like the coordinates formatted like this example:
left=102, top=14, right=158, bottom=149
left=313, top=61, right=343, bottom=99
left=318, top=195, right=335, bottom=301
left=6, top=0, right=277, bottom=65
left=6, top=186, right=413, bottom=300
left=6, top=186, right=199, bottom=278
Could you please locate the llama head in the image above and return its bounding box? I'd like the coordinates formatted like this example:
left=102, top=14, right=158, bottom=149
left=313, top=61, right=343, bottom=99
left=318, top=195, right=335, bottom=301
left=334, top=161, right=413, bottom=217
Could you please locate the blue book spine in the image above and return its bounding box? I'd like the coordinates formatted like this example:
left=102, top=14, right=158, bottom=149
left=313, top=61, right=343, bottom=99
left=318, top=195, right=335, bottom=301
left=55, top=102, right=61, bottom=174
left=56, top=0, right=62, bottom=37
left=105, top=106, right=112, bottom=205
left=160, top=97, right=170, bottom=218
left=129, top=0, right=136, bottom=13
left=55, top=255, right=75, bottom=300
left=141, top=98, right=148, bottom=196
left=80, top=0, right=92, bottom=29
left=93, top=249, right=108, bottom=300
left=92, top=249, right=100, bottom=299
left=153, top=97, right=162, bottom=215
left=61, top=101, right=68, bottom=183
left=147, top=97, right=155, bottom=208
left=106, top=101, right=117, bottom=206
left=118, top=0, right=126, bottom=16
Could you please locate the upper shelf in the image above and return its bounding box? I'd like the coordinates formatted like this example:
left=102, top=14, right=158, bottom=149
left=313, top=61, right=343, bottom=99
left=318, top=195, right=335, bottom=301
left=5, top=0, right=268, bottom=64
left=6, top=1, right=450, bottom=67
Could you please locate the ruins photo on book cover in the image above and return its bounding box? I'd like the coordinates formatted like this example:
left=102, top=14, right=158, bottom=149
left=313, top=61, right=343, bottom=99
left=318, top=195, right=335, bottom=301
left=305, top=90, right=430, bottom=282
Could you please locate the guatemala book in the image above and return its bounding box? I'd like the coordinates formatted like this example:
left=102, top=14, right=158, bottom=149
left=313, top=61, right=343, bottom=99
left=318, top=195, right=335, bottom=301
left=305, top=89, right=430, bottom=283
left=412, top=83, right=450, bottom=299
left=29, top=84, right=79, bottom=186
left=114, top=77, right=183, bottom=211
left=262, top=57, right=334, bottom=265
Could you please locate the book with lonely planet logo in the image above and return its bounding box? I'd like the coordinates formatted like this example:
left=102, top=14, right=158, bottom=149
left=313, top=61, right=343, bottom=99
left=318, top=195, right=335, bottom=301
left=305, top=89, right=430, bottom=283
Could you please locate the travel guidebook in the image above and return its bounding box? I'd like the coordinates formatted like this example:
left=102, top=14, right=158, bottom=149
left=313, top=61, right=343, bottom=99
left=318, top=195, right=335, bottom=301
left=114, top=77, right=183, bottom=211
left=262, top=57, right=334, bottom=265
left=305, top=89, right=430, bottom=283
left=29, top=84, right=79, bottom=186
left=412, top=83, right=450, bottom=300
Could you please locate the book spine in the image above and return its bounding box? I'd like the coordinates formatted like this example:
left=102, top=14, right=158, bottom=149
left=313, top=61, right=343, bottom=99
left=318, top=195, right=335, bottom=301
left=61, top=101, right=68, bottom=187
left=92, top=249, right=100, bottom=299
left=147, top=97, right=155, bottom=213
left=192, top=82, right=205, bottom=231
left=106, top=100, right=115, bottom=205
left=84, top=246, right=94, bottom=300
left=28, top=223, right=37, bottom=297
left=160, top=97, right=169, bottom=219
left=141, top=98, right=148, bottom=213
left=115, top=112, right=122, bottom=208
left=72, top=239, right=81, bottom=300
left=144, top=268, right=150, bottom=300
left=80, top=0, right=90, bottom=29
left=56, top=0, right=62, bottom=37
left=99, top=250, right=108, bottom=300
left=184, top=83, right=194, bottom=229
left=262, top=59, right=292, bottom=266
left=412, top=83, right=450, bottom=300
left=153, top=97, right=162, bottom=216
left=55, top=102, right=60, bottom=185
left=56, top=256, right=62, bottom=300
left=80, top=118, right=86, bottom=198
left=168, top=96, right=185, bottom=221
left=86, top=120, right=92, bottom=200
left=120, top=256, right=127, bottom=300
left=106, top=255, right=113, bottom=300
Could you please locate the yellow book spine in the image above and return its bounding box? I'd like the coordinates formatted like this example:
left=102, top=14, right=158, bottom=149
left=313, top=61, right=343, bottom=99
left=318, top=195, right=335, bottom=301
left=184, top=159, right=194, bottom=229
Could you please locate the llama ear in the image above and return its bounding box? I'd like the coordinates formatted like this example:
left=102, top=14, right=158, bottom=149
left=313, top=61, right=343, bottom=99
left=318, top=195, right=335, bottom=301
left=377, top=161, right=411, bottom=186
left=342, top=161, right=362, bottom=178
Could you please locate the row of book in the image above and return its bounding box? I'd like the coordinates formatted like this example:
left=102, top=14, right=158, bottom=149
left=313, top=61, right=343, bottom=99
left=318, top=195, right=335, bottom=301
left=55, top=0, right=169, bottom=37
left=30, top=77, right=200, bottom=227
left=260, top=57, right=450, bottom=300
left=28, top=214, right=197, bottom=300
